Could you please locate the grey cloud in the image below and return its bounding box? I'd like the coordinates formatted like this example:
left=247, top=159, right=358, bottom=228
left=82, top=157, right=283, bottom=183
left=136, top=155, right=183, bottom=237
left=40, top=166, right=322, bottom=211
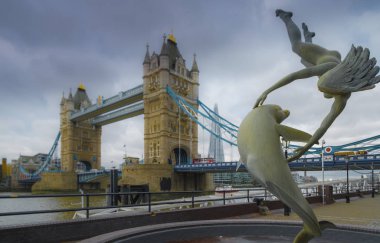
left=1, top=0, right=380, bottom=166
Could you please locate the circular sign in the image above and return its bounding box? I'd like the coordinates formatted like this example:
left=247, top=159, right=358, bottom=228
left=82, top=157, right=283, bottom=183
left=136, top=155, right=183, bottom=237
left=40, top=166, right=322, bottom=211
left=324, top=146, right=332, bottom=153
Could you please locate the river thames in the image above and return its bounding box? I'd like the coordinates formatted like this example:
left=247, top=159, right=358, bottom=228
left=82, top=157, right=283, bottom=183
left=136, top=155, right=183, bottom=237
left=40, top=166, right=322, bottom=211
left=0, top=192, right=106, bottom=226
left=0, top=169, right=377, bottom=226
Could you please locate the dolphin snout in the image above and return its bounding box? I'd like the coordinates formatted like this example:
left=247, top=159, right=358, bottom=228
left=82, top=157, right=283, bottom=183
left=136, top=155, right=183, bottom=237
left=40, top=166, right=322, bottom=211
left=284, top=110, right=290, bottom=117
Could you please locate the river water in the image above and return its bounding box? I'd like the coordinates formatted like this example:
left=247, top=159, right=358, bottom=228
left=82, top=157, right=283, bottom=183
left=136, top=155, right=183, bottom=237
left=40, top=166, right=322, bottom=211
left=0, top=192, right=106, bottom=226
left=1, top=170, right=377, bottom=227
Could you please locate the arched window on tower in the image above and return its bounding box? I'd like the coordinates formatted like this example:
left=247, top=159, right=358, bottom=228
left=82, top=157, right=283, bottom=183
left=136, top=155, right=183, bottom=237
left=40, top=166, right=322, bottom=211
left=149, top=142, right=153, bottom=158
left=157, top=141, right=160, bottom=157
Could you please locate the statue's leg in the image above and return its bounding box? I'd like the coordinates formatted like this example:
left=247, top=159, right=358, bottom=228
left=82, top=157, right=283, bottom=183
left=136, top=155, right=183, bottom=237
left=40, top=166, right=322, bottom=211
left=302, top=23, right=315, bottom=43
left=276, top=9, right=302, bottom=54
left=300, top=23, right=316, bottom=67
left=276, top=9, right=331, bottom=66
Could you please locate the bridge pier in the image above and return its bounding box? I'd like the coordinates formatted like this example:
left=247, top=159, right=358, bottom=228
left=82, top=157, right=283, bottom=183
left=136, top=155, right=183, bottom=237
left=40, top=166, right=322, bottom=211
left=32, top=172, right=77, bottom=192
left=119, top=164, right=214, bottom=192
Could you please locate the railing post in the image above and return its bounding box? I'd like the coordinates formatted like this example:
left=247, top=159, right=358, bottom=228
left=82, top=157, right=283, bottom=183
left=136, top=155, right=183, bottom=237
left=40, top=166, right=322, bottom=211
left=264, top=188, right=267, bottom=201
left=247, top=189, right=250, bottom=203
left=346, top=156, right=350, bottom=203
left=148, top=193, right=151, bottom=212
left=191, top=191, right=195, bottom=208
left=372, top=163, right=375, bottom=198
left=86, top=194, right=90, bottom=219
left=223, top=191, right=226, bottom=205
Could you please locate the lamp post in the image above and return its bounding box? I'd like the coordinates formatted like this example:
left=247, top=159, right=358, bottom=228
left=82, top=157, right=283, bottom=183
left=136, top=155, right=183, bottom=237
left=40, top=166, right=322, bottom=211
left=372, top=162, right=375, bottom=198
left=321, top=139, right=325, bottom=205
left=282, top=138, right=291, bottom=216
left=123, top=144, right=127, bottom=163
left=346, top=155, right=350, bottom=203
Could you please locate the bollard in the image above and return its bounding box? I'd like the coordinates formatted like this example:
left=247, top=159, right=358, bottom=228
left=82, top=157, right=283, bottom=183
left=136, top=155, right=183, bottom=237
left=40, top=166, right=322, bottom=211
left=284, top=204, right=291, bottom=216
left=148, top=193, right=151, bottom=212
left=86, top=194, right=90, bottom=219
left=191, top=191, right=195, bottom=208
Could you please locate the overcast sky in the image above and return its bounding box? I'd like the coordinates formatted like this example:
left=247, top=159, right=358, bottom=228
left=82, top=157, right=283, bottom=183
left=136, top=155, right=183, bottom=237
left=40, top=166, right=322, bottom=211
left=1, top=0, right=380, bottom=168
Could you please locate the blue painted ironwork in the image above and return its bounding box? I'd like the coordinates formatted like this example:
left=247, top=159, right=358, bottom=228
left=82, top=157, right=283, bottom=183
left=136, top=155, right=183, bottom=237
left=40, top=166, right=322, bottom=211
left=288, top=135, right=380, bottom=157
left=333, top=135, right=380, bottom=153
left=175, top=153, right=380, bottom=173
left=166, top=85, right=238, bottom=146
left=77, top=170, right=122, bottom=183
left=198, top=99, right=238, bottom=130
left=70, top=84, right=143, bottom=122
left=91, top=101, right=144, bottom=126
left=19, top=132, right=61, bottom=179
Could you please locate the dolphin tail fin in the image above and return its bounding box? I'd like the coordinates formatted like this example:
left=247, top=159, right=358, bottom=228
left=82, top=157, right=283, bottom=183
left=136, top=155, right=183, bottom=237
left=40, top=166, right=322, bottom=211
left=293, top=221, right=335, bottom=243
left=319, top=220, right=336, bottom=230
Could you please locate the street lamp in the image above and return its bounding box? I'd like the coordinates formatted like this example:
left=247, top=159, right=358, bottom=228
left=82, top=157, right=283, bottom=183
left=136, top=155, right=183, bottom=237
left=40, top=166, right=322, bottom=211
left=123, top=144, right=127, bottom=163
left=282, top=138, right=291, bottom=216
left=346, top=155, right=350, bottom=203
left=321, top=139, right=326, bottom=205
left=371, top=162, right=375, bottom=198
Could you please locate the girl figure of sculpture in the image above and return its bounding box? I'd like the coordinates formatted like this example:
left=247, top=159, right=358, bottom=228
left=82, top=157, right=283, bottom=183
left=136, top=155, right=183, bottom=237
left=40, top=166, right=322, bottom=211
left=254, top=9, right=380, bottom=161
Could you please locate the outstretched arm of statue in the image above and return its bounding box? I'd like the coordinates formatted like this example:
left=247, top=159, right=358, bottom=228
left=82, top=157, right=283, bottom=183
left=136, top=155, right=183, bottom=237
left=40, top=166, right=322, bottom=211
left=254, top=62, right=337, bottom=108
left=287, top=94, right=350, bottom=162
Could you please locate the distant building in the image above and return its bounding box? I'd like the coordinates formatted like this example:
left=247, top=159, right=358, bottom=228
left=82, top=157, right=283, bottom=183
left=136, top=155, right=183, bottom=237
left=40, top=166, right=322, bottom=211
left=124, top=156, right=140, bottom=165
left=367, top=174, right=380, bottom=185
left=208, top=104, right=225, bottom=162
left=18, top=153, right=48, bottom=174
left=292, top=173, right=318, bottom=184
left=304, top=175, right=318, bottom=183
left=15, top=153, right=60, bottom=176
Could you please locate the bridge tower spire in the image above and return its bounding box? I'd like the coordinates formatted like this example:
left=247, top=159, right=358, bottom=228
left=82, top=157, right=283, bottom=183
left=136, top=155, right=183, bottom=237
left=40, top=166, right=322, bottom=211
left=60, top=84, right=101, bottom=172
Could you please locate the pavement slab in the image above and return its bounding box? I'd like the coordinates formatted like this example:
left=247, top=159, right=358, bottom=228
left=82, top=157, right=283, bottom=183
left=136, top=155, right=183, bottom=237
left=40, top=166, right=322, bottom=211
left=233, top=195, right=380, bottom=229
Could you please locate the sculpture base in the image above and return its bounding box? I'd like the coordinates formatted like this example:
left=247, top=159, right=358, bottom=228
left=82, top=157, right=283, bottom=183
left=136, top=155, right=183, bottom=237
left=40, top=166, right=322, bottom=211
left=80, top=219, right=380, bottom=243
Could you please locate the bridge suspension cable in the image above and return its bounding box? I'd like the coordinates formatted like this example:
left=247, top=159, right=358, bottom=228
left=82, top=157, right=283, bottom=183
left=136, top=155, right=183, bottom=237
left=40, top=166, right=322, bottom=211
left=19, top=132, right=61, bottom=178
left=166, top=86, right=238, bottom=147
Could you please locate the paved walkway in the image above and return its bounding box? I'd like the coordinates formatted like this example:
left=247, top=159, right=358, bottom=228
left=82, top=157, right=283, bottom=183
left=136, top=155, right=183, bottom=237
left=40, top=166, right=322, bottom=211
left=234, top=195, right=380, bottom=229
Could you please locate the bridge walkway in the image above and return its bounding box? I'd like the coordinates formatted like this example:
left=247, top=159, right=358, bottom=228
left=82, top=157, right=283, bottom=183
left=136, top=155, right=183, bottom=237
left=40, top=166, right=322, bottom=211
left=70, top=84, right=143, bottom=122
left=234, top=194, right=380, bottom=228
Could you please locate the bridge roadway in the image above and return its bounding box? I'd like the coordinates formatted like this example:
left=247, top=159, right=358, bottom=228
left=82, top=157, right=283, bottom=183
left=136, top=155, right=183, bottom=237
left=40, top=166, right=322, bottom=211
left=174, top=154, right=380, bottom=173
left=70, top=84, right=143, bottom=123
left=18, top=154, right=380, bottom=185
left=77, top=170, right=122, bottom=183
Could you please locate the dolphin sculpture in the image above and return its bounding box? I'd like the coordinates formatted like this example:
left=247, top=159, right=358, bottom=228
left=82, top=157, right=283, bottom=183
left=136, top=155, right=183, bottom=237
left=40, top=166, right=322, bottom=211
left=237, top=104, right=334, bottom=243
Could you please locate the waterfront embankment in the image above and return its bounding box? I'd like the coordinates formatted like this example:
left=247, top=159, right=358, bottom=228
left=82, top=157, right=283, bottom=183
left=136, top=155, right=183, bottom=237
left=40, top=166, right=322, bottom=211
left=235, top=194, right=380, bottom=229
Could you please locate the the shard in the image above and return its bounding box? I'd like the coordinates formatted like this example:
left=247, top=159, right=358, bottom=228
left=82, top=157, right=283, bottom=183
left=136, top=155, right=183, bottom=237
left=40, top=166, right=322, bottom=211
left=208, top=104, right=225, bottom=162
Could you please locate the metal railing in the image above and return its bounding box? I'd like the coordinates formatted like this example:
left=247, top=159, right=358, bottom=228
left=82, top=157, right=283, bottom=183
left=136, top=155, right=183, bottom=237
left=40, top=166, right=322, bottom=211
left=0, top=188, right=273, bottom=219
left=0, top=186, right=377, bottom=220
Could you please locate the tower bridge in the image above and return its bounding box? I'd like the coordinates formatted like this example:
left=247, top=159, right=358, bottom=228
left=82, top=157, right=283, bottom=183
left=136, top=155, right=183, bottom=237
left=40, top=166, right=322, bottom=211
left=31, top=33, right=213, bottom=192
left=22, top=33, right=380, bottom=192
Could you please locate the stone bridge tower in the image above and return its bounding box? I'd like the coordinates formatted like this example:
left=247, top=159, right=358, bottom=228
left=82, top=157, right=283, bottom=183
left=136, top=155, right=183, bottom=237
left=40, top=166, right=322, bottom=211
left=143, top=34, right=200, bottom=165
left=60, top=84, right=101, bottom=172
left=119, top=34, right=213, bottom=192
left=33, top=85, right=102, bottom=192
